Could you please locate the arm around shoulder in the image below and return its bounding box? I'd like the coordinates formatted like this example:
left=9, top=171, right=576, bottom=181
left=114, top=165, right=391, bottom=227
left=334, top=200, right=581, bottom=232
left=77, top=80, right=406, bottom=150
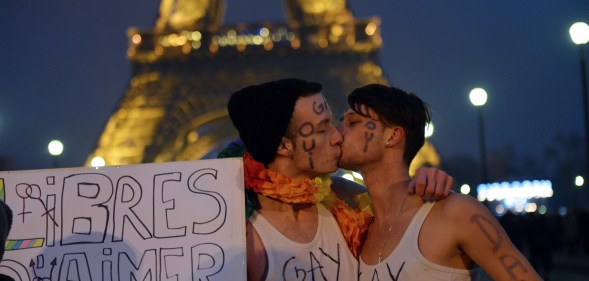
left=330, top=176, right=367, bottom=208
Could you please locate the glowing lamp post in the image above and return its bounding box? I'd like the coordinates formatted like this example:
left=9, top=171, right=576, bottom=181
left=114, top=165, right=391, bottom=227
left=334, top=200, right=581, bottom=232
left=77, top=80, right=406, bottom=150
left=470, top=88, right=489, bottom=184
left=48, top=140, right=64, bottom=168
left=575, top=175, right=585, bottom=187
left=91, top=156, right=106, bottom=168
left=569, top=22, right=589, bottom=178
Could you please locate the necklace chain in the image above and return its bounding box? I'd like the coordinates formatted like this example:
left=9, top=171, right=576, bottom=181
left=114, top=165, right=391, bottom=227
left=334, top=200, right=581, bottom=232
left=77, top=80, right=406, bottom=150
left=370, top=192, right=408, bottom=264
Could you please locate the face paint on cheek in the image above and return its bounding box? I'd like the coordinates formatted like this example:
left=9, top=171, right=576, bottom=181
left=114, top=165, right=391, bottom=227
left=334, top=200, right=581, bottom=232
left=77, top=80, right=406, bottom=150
left=299, top=122, right=314, bottom=138
left=363, top=121, right=377, bottom=153
left=303, top=139, right=316, bottom=170
left=299, top=122, right=317, bottom=170
left=364, top=132, right=374, bottom=153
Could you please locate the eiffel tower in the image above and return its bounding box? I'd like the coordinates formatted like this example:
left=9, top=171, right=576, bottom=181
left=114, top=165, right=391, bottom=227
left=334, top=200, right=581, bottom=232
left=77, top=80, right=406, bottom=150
left=86, top=0, right=439, bottom=173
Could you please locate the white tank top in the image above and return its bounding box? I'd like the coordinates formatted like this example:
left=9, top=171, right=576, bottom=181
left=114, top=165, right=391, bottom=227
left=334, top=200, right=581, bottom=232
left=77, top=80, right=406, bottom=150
left=250, top=204, right=358, bottom=281
left=358, top=202, right=480, bottom=281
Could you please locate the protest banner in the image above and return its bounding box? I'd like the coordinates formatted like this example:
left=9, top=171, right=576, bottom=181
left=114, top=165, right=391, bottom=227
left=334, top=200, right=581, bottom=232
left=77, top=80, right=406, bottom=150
left=0, top=158, right=246, bottom=281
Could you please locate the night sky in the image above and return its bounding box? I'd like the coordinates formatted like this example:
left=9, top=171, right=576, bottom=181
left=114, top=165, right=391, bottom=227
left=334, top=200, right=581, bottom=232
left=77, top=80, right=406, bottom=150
left=1, top=0, right=588, bottom=171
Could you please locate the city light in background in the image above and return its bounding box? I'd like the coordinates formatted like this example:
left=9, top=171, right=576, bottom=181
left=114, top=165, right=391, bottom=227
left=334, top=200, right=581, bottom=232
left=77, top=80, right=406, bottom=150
left=424, top=122, right=434, bottom=139
left=47, top=140, right=63, bottom=168
left=90, top=156, right=106, bottom=168
left=47, top=140, right=64, bottom=156
left=469, top=88, right=488, bottom=106
left=477, top=180, right=553, bottom=215
left=569, top=22, right=589, bottom=181
left=569, top=22, right=589, bottom=45
left=469, top=87, right=489, bottom=185
left=576, top=175, right=585, bottom=187
left=460, top=184, right=471, bottom=195
left=0, top=2, right=588, bottom=218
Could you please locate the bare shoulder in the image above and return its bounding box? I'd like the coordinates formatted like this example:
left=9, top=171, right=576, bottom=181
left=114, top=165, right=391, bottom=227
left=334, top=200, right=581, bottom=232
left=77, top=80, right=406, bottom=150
left=430, top=193, right=500, bottom=237
left=433, top=195, right=542, bottom=280
left=434, top=192, right=490, bottom=218
left=330, top=176, right=367, bottom=208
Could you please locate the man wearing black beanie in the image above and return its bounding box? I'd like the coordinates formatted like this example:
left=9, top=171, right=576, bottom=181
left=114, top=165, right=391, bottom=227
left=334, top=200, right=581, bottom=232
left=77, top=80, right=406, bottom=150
left=227, top=79, right=453, bottom=280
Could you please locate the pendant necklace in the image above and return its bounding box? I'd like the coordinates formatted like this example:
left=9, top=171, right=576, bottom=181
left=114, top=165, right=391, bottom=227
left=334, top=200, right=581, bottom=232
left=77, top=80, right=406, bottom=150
left=370, top=192, right=408, bottom=264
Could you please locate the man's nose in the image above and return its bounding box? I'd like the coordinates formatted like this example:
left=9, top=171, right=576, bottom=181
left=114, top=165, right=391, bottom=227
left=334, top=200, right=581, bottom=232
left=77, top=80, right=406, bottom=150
left=331, top=129, right=343, bottom=146
left=336, top=123, right=344, bottom=134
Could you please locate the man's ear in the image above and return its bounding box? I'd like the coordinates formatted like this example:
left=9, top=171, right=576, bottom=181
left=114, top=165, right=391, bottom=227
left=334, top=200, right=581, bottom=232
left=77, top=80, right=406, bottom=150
left=276, top=137, right=294, bottom=157
left=385, top=126, right=404, bottom=147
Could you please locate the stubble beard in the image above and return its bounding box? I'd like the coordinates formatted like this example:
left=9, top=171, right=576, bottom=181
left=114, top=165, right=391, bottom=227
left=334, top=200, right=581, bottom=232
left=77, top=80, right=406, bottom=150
left=337, top=155, right=356, bottom=171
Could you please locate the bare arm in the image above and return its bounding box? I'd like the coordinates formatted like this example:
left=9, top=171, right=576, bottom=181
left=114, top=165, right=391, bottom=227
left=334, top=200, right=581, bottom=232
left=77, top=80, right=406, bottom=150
left=448, top=195, right=542, bottom=280
left=331, top=167, right=454, bottom=207
left=330, top=176, right=367, bottom=208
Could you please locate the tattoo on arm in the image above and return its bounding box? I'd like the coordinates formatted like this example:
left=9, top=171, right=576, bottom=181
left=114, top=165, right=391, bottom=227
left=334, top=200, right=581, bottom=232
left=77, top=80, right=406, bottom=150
left=471, top=214, right=530, bottom=279
left=499, top=254, right=528, bottom=279
left=470, top=214, right=503, bottom=253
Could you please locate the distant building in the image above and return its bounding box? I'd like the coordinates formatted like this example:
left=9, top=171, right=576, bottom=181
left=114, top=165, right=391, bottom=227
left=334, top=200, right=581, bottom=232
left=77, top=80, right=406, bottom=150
left=87, top=0, right=438, bottom=171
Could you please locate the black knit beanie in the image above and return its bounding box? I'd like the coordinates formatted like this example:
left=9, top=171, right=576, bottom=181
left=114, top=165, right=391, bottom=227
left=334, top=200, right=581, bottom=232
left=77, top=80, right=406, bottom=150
left=228, top=79, right=322, bottom=165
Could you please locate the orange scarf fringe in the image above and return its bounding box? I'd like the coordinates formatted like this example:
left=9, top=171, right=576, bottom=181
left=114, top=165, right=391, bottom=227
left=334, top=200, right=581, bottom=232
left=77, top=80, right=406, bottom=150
left=243, top=152, right=371, bottom=257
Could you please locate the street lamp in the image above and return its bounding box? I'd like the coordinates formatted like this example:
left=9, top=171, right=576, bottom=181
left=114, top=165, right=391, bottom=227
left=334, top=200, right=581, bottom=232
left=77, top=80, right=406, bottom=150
left=460, top=184, right=471, bottom=195
left=91, top=156, right=106, bottom=168
left=575, top=175, right=584, bottom=187
left=569, top=22, right=589, bottom=178
left=469, top=88, right=488, bottom=184
left=48, top=140, right=63, bottom=168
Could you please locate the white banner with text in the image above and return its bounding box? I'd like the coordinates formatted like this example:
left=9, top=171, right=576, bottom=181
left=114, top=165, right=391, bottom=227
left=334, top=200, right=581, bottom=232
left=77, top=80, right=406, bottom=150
left=0, top=158, right=246, bottom=281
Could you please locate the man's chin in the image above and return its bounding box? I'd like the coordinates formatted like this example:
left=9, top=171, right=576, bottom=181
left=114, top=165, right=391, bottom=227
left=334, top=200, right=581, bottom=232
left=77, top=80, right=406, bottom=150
left=310, top=167, right=338, bottom=179
left=322, top=163, right=340, bottom=175
left=337, top=158, right=351, bottom=170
